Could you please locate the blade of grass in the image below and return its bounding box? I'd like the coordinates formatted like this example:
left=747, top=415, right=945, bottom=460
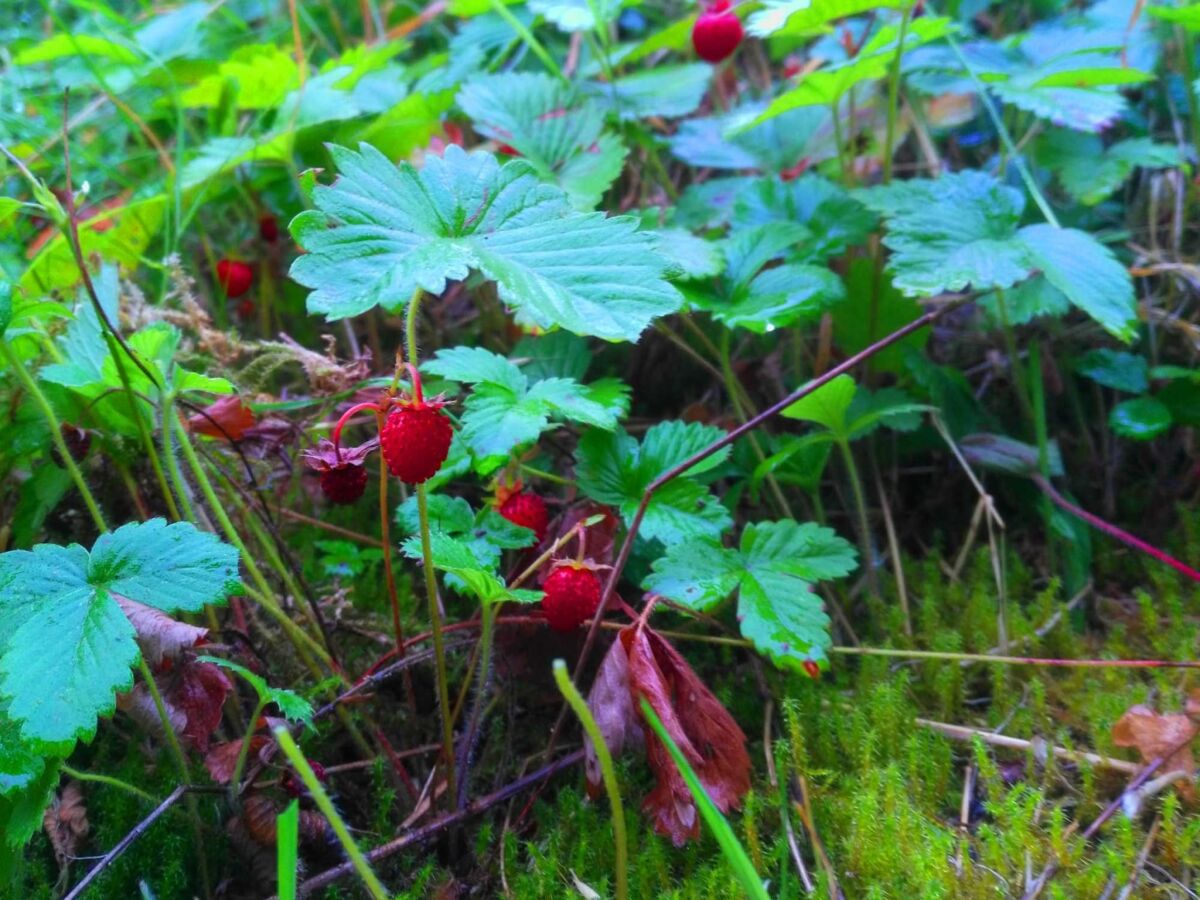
left=553, top=659, right=628, bottom=900
left=638, top=699, right=769, bottom=900
left=273, top=727, right=389, bottom=900
left=277, top=800, right=300, bottom=900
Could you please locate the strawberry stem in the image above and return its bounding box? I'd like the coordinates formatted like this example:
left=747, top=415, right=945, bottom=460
left=405, top=361, right=424, bottom=405
left=332, top=400, right=385, bottom=453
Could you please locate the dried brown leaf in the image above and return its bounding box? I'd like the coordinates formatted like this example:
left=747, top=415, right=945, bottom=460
left=205, top=736, right=269, bottom=784
left=621, top=625, right=751, bottom=845
left=188, top=395, right=256, bottom=441
left=166, top=658, right=233, bottom=752
left=1113, top=703, right=1198, bottom=800
left=117, top=681, right=187, bottom=736
left=43, top=781, right=89, bottom=869
left=115, top=596, right=208, bottom=666
left=584, top=638, right=643, bottom=796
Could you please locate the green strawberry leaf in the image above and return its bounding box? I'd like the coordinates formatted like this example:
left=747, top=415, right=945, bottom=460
left=197, top=657, right=313, bottom=726
left=587, top=64, right=712, bottom=121
left=0, top=702, right=45, bottom=797
left=644, top=520, right=857, bottom=669
left=1016, top=225, right=1137, bottom=343
left=0, top=755, right=61, bottom=878
left=1035, top=130, right=1183, bottom=206
left=400, top=532, right=540, bottom=604
left=1109, top=397, right=1172, bottom=440
left=576, top=422, right=732, bottom=544
left=684, top=224, right=845, bottom=333
left=289, top=144, right=680, bottom=341
left=1075, top=349, right=1149, bottom=394
left=856, top=170, right=1031, bottom=296
left=782, top=374, right=857, bottom=437
left=457, top=73, right=627, bottom=209
left=732, top=175, right=876, bottom=264
left=425, top=346, right=622, bottom=467
left=0, top=520, right=240, bottom=749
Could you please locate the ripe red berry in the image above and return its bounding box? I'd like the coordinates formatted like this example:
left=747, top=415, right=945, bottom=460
left=319, top=464, right=369, bottom=505
left=496, top=143, right=521, bottom=156
left=54, top=423, right=91, bottom=466
left=803, top=659, right=821, bottom=680
left=259, top=214, right=279, bottom=243
left=541, top=564, right=603, bottom=633
left=216, top=258, right=253, bottom=298
left=692, top=0, right=743, bottom=64
left=380, top=402, right=453, bottom=485
left=499, top=491, right=549, bottom=542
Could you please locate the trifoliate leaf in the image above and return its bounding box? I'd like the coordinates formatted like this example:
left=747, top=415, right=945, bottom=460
left=425, top=346, right=620, bottom=465
left=457, top=73, right=627, bottom=209
left=1036, top=130, right=1183, bottom=205
left=1016, top=225, right=1137, bottom=343
left=732, top=175, right=876, bottom=263
left=197, top=657, right=313, bottom=726
left=395, top=494, right=536, bottom=592
left=0, top=521, right=240, bottom=749
left=857, top=170, right=1031, bottom=296
left=1075, top=349, right=1149, bottom=394
left=290, top=144, right=680, bottom=341
left=644, top=521, right=857, bottom=669
left=684, top=224, right=844, bottom=333
left=1109, top=397, right=1172, bottom=440
left=400, top=532, right=539, bottom=604
left=576, top=422, right=732, bottom=544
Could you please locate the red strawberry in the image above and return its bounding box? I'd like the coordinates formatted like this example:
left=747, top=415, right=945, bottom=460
left=53, top=423, right=91, bottom=466
left=301, top=438, right=376, bottom=504
left=380, top=402, right=453, bottom=485
left=803, top=659, right=821, bottom=680
left=692, top=0, right=743, bottom=64
left=542, top=563, right=603, bottom=633
left=216, top=259, right=253, bottom=298
left=499, top=491, right=549, bottom=542
left=319, top=464, right=369, bottom=504
left=259, top=214, right=279, bottom=243
left=496, top=143, right=521, bottom=156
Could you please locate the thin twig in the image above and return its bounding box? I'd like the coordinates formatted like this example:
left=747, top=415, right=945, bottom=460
left=916, top=719, right=1140, bottom=775
left=290, top=750, right=584, bottom=897
left=64, top=786, right=188, bottom=900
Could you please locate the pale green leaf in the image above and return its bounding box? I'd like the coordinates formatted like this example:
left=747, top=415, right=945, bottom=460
left=290, top=144, right=680, bottom=341
left=1016, top=225, right=1136, bottom=342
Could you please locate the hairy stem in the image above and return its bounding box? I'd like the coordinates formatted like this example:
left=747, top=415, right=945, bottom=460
left=405, top=287, right=458, bottom=807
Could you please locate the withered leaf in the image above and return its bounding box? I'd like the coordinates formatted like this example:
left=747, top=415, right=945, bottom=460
left=188, top=395, right=256, bottom=441
left=621, top=625, right=751, bottom=845
left=1113, top=702, right=1198, bottom=799
left=117, top=681, right=187, bottom=737
left=584, top=638, right=643, bottom=796
left=43, top=780, right=89, bottom=869
left=205, top=735, right=269, bottom=784
left=166, top=658, right=233, bottom=752
left=115, top=596, right=207, bottom=665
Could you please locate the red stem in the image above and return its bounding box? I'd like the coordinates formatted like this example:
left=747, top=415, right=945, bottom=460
left=1032, top=475, right=1200, bottom=584
left=406, top=362, right=424, bottom=405
left=331, top=400, right=385, bottom=452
